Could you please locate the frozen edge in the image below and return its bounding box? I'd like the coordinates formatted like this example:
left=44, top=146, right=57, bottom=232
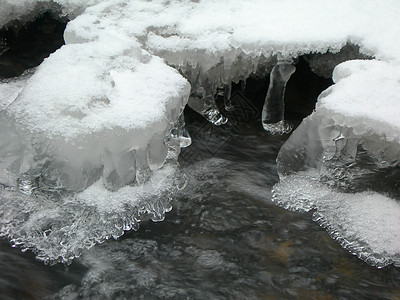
left=312, top=211, right=400, bottom=268
left=271, top=175, right=400, bottom=268
left=0, top=165, right=184, bottom=265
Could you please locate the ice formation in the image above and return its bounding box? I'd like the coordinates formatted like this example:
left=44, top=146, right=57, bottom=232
left=262, top=59, right=296, bottom=134
left=273, top=60, right=400, bottom=267
left=0, top=0, right=190, bottom=264
left=63, top=0, right=400, bottom=130
left=0, top=0, right=400, bottom=265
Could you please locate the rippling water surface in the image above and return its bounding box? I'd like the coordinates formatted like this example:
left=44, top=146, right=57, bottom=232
left=1, top=114, right=400, bottom=300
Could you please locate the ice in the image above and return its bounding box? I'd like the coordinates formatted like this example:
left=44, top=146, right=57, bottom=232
left=262, top=60, right=296, bottom=134
left=273, top=172, right=400, bottom=268
left=0, top=1, right=191, bottom=263
left=0, top=165, right=178, bottom=265
left=274, top=60, right=400, bottom=267
left=170, top=113, right=192, bottom=148
left=187, top=85, right=228, bottom=126
left=0, top=38, right=190, bottom=262
left=0, top=69, right=34, bottom=110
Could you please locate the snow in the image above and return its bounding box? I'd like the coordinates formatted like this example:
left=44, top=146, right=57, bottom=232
left=1, top=0, right=400, bottom=266
left=273, top=171, right=400, bottom=267
left=319, top=60, right=400, bottom=141
left=6, top=44, right=188, bottom=139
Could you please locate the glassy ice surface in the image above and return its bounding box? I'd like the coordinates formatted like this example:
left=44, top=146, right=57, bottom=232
left=187, top=86, right=228, bottom=126
left=170, top=113, right=192, bottom=148
left=274, top=60, right=400, bottom=267
left=262, top=62, right=296, bottom=134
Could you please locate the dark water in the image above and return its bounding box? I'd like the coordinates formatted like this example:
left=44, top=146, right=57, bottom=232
left=1, top=115, right=400, bottom=300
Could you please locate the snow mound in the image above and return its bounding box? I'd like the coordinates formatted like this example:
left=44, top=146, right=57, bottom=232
left=0, top=37, right=189, bottom=263
left=274, top=60, right=400, bottom=267
left=0, top=38, right=189, bottom=192
left=0, top=1, right=190, bottom=264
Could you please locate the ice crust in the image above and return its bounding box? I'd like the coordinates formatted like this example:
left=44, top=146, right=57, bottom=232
left=273, top=172, right=400, bottom=268
left=0, top=165, right=178, bottom=265
left=1, top=0, right=400, bottom=265
left=274, top=60, right=400, bottom=267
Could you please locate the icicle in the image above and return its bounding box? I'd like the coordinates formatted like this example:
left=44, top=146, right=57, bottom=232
left=170, top=113, right=191, bottom=147
left=147, top=133, right=168, bottom=171
left=187, top=86, right=228, bottom=125
left=262, top=59, right=296, bottom=134
left=223, top=83, right=233, bottom=111
left=240, top=79, right=246, bottom=92
left=216, top=83, right=233, bottom=111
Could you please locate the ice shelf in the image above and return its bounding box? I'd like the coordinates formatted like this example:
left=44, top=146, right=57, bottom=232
left=1, top=0, right=400, bottom=265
